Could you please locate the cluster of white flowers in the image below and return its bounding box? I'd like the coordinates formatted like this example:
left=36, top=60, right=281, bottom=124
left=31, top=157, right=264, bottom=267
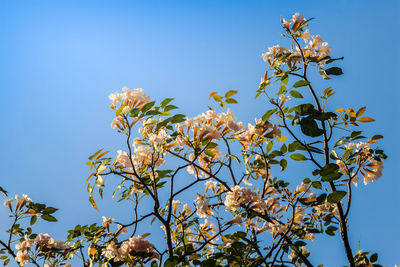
left=345, top=141, right=371, bottom=152
left=362, top=160, right=383, bottom=185
left=176, top=109, right=243, bottom=144
left=109, top=87, right=152, bottom=129
left=204, top=180, right=218, bottom=193
left=282, top=12, right=306, bottom=31
left=301, top=34, right=332, bottom=65
left=15, top=234, right=72, bottom=266
left=262, top=45, right=288, bottom=64
left=294, top=182, right=311, bottom=196
left=195, top=196, right=214, bottom=218
left=262, top=13, right=332, bottom=67
left=224, top=185, right=267, bottom=214
left=115, top=146, right=165, bottom=170
left=314, top=201, right=339, bottom=217
left=109, top=87, right=152, bottom=108
left=3, top=194, right=32, bottom=212
left=147, top=128, right=172, bottom=149
left=237, top=119, right=281, bottom=151
left=102, top=216, right=115, bottom=231
left=342, top=141, right=384, bottom=185
left=102, top=236, right=158, bottom=262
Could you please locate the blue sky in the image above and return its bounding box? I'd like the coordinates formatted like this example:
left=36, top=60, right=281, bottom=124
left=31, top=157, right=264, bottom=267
left=0, top=0, right=399, bottom=266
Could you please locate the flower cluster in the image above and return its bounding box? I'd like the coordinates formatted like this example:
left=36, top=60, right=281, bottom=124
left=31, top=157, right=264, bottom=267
left=109, top=87, right=152, bottom=130
left=224, top=185, right=268, bottom=214
left=262, top=12, right=332, bottom=68
left=237, top=119, right=281, bottom=151
left=338, top=141, right=384, bottom=185
left=102, top=236, right=159, bottom=262
left=15, top=234, right=72, bottom=266
left=3, top=194, right=32, bottom=212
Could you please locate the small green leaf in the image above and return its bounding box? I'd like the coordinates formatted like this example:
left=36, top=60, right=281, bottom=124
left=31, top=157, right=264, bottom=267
left=327, top=191, right=347, bottom=203
left=0, top=186, right=7, bottom=196
left=160, top=98, right=174, bottom=108
left=30, top=216, right=37, bottom=226
left=225, top=90, right=238, bottom=98
left=290, top=153, right=307, bottom=161
left=312, top=181, right=322, bottom=190
left=225, top=98, right=238, bottom=104
left=212, top=94, right=222, bottom=102
left=300, top=118, right=324, bottom=137
left=141, top=101, right=156, bottom=113
left=289, top=90, right=303, bottom=98
left=169, top=114, right=186, bottom=123
left=164, top=105, right=178, bottom=112
left=294, top=104, right=316, bottom=116
left=43, top=207, right=58, bottom=214
left=41, top=214, right=57, bottom=222
left=262, top=108, right=277, bottom=121
left=164, top=257, right=178, bottom=267
left=280, top=159, right=287, bottom=171
left=293, top=80, right=310, bottom=88
left=325, top=67, right=343, bottom=76
left=204, top=150, right=214, bottom=157
left=370, top=253, right=378, bottom=263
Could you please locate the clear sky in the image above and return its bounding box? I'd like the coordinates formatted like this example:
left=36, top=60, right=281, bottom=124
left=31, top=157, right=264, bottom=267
left=0, top=0, right=399, bottom=266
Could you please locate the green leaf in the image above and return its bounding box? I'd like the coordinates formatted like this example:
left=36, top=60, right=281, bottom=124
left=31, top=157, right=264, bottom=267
left=325, top=67, right=343, bottom=76
left=169, top=114, right=186, bottom=123
left=280, top=144, right=287, bottom=154
left=370, top=253, right=378, bottom=263
left=266, top=141, right=273, bottom=153
left=290, top=153, right=307, bottom=161
left=41, top=214, right=57, bottom=222
left=30, top=216, right=37, bottom=226
left=320, top=163, right=342, bottom=182
left=325, top=57, right=344, bottom=64
left=212, top=94, right=222, bottom=102
left=289, top=90, right=303, bottom=98
left=141, top=101, right=156, bottom=113
left=225, top=90, right=238, bottom=98
left=164, top=105, right=178, bottom=112
left=300, top=118, right=324, bottom=137
left=225, top=98, right=238, bottom=104
left=294, top=104, right=316, bottom=116
left=282, top=75, right=289, bottom=85
left=320, top=163, right=339, bottom=176
left=288, top=141, right=302, bottom=152
left=130, top=108, right=140, bottom=117
left=293, top=80, right=310, bottom=88
left=278, top=85, right=287, bottom=95
left=262, top=108, right=277, bottom=121
left=280, top=159, right=287, bottom=171
left=204, top=150, right=214, bottom=157
left=160, top=98, right=174, bottom=108
left=310, top=111, right=337, bottom=121
left=0, top=186, right=7, bottom=196
left=43, top=207, right=58, bottom=214
left=311, top=181, right=322, bottom=190
left=327, top=191, right=347, bottom=203
left=164, top=257, right=178, bottom=267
